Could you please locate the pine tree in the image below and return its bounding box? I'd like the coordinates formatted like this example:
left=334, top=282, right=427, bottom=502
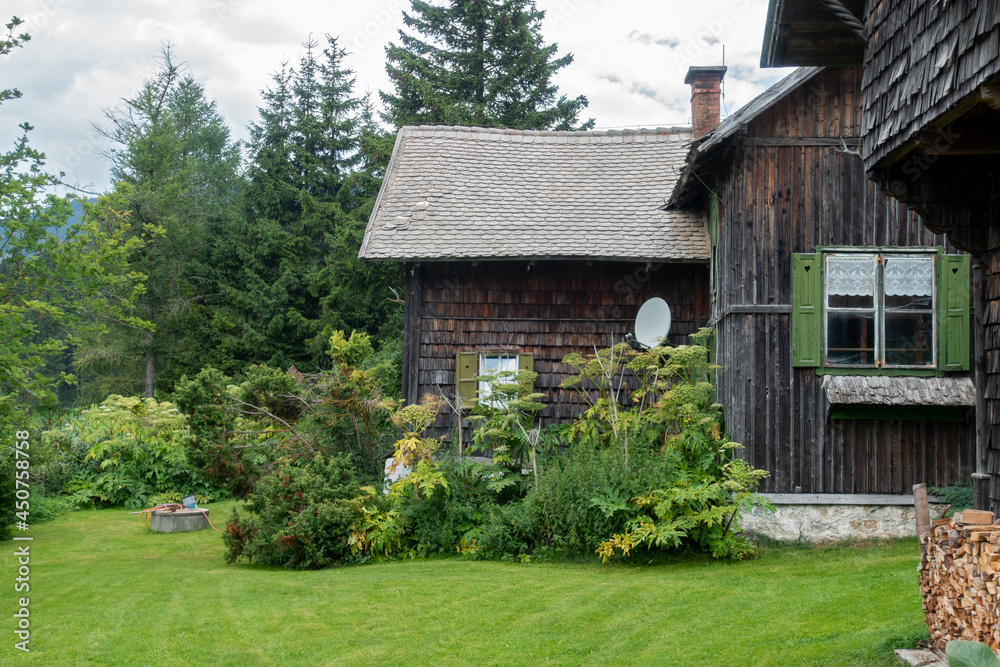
left=382, top=0, right=593, bottom=130
left=81, top=47, right=241, bottom=398
left=216, top=36, right=402, bottom=371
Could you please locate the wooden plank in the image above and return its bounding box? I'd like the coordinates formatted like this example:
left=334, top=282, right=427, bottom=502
left=762, top=493, right=944, bottom=505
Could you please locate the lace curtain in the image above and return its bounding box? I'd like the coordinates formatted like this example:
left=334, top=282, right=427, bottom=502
left=826, top=255, right=876, bottom=296
left=884, top=256, right=934, bottom=297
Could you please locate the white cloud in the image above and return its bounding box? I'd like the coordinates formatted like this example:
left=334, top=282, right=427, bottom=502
left=0, top=0, right=794, bottom=193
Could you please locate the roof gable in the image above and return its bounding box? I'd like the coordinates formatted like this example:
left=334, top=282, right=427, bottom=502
left=668, top=67, right=823, bottom=206
left=359, top=125, right=708, bottom=262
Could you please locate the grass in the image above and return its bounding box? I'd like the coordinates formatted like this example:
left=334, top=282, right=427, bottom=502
left=2, top=501, right=928, bottom=666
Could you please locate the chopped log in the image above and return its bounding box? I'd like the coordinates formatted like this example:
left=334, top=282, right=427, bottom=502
left=919, top=518, right=1000, bottom=652
left=955, top=509, right=996, bottom=525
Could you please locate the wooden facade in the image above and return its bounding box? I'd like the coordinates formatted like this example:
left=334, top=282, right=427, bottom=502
left=681, top=67, right=975, bottom=494
left=402, top=260, right=709, bottom=433
left=762, top=0, right=1000, bottom=511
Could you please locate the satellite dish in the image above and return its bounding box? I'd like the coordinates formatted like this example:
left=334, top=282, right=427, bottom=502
left=633, top=297, right=672, bottom=348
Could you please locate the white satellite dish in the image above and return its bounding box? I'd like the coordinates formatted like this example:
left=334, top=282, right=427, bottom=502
left=633, top=297, right=672, bottom=348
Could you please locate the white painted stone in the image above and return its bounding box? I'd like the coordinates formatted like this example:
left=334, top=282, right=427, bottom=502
left=740, top=503, right=946, bottom=542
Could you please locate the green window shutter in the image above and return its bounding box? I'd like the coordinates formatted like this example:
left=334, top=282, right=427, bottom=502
left=791, top=253, right=823, bottom=367
left=456, top=352, right=479, bottom=409
left=518, top=353, right=535, bottom=395
left=938, top=253, right=971, bottom=371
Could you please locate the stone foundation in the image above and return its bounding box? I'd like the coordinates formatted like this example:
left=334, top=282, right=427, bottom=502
left=740, top=494, right=944, bottom=542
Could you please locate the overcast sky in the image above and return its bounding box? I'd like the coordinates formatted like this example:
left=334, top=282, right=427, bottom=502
left=1, top=0, right=794, bottom=194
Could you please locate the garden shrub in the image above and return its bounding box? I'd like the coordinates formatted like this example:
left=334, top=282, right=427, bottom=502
left=481, top=330, right=771, bottom=562
left=929, top=479, right=974, bottom=517
left=224, top=453, right=360, bottom=569
left=41, top=395, right=223, bottom=509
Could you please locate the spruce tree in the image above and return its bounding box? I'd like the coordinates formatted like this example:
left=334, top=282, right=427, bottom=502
left=382, top=0, right=593, bottom=130
left=217, top=36, right=402, bottom=371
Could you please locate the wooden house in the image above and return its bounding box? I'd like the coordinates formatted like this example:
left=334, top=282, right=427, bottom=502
left=760, top=0, right=1000, bottom=512
left=669, top=65, right=976, bottom=495
left=358, top=125, right=710, bottom=433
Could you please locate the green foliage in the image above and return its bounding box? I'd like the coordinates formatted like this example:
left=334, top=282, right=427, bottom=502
left=476, top=435, right=665, bottom=559
left=1, top=18, right=145, bottom=442
left=946, top=641, right=1000, bottom=667
left=474, top=330, right=770, bottom=562
left=216, top=36, right=403, bottom=372
left=223, top=453, right=360, bottom=569
left=382, top=0, right=593, bottom=130
left=174, top=332, right=399, bottom=491
left=930, top=479, right=975, bottom=517
left=39, top=395, right=222, bottom=509
left=79, top=46, right=241, bottom=398
left=569, top=331, right=771, bottom=561
left=172, top=367, right=255, bottom=495
left=467, top=368, right=545, bottom=493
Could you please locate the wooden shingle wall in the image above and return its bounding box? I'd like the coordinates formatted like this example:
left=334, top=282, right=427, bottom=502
left=404, top=260, right=709, bottom=434
left=711, top=67, right=975, bottom=493
left=862, top=0, right=1000, bottom=168
left=986, top=233, right=1000, bottom=514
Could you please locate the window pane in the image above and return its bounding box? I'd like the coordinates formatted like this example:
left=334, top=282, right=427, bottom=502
left=884, top=312, right=934, bottom=367
left=885, top=293, right=933, bottom=309
left=826, top=312, right=876, bottom=366
left=830, top=293, right=875, bottom=309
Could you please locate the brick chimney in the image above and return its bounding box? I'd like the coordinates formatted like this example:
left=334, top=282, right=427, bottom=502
left=685, top=66, right=727, bottom=138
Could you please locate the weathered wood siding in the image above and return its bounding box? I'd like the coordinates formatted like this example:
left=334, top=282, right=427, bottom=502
left=985, top=235, right=1000, bottom=514
left=403, top=260, right=709, bottom=433
left=712, top=67, right=975, bottom=493
left=862, top=0, right=1000, bottom=169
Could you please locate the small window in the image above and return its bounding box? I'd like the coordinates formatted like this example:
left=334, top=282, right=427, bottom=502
left=455, top=351, right=535, bottom=410
left=479, top=354, right=519, bottom=409
left=824, top=252, right=935, bottom=369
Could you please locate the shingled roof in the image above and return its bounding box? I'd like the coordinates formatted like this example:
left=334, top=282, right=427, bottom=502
left=358, top=125, right=708, bottom=262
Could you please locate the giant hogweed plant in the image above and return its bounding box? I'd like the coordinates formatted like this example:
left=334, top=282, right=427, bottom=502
left=563, top=330, right=772, bottom=561
left=467, top=368, right=546, bottom=493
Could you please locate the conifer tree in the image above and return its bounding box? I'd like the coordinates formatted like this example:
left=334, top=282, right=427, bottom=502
left=81, top=48, right=241, bottom=398
left=382, top=0, right=593, bottom=130
left=216, top=36, right=402, bottom=371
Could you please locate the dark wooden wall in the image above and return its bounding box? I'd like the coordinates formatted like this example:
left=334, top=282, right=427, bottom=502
left=862, top=0, right=1000, bottom=169
left=985, top=235, right=1000, bottom=515
left=711, top=66, right=975, bottom=494
left=403, top=260, right=709, bottom=434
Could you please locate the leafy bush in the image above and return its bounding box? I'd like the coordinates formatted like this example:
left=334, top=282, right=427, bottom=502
left=40, top=395, right=223, bottom=509
left=174, top=331, right=397, bottom=492
left=946, top=640, right=1000, bottom=667
left=930, top=479, right=974, bottom=517
left=224, top=453, right=360, bottom=569
left=480, top=331, right=770, bottom=562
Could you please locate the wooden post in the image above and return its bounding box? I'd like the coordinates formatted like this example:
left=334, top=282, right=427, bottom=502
left=913, top=483, right=931, bottom=554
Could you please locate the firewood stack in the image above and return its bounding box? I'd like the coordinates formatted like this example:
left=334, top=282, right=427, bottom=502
left=919, top=509, right=1000, bottom=651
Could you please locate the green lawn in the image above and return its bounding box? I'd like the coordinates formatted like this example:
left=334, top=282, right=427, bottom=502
left=2, top=501, right=927, bottom=666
